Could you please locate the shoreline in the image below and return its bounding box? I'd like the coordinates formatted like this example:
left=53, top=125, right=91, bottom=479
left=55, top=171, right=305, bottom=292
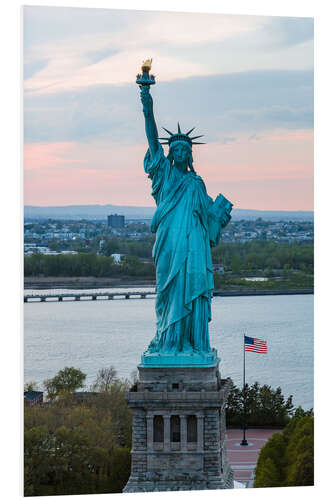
left=24, top=277, right=313, bottom=296
left=213, top=289, right=313, bottom=296
left=24, top=277, right=156, bottom=290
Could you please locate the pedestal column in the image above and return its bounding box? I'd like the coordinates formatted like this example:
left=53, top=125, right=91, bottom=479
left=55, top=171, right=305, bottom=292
left=180, top=415, right=187, bottom=452
left=197, top=414, right=204, bottom=451
left=164, top=414, right=171, bottom=452
left=146, top=414, right=154, bottom=452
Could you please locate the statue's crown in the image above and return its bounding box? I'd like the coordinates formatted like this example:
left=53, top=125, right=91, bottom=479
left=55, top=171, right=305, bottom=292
left=159, top=123, right=205, bottom=147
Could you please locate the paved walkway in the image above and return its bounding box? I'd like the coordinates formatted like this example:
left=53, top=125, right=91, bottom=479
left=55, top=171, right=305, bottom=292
left=226, top=428, right=282, bottom=488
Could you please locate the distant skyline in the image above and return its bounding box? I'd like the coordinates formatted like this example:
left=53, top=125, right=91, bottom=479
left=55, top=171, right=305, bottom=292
left=24, top=6, right=314, bottom=210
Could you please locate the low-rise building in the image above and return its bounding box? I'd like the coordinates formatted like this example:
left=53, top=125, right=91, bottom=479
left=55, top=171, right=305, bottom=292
left=111, top=253, right=125, bottom=263
left=24, top=391, right=43, bottom=407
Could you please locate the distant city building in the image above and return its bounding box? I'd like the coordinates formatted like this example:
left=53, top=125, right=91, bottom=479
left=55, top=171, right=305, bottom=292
left=23, top=217, right=313, bottom=250
left=107, top=214, right=125, bottom=228
left=111, top=253, right=125, bottom=263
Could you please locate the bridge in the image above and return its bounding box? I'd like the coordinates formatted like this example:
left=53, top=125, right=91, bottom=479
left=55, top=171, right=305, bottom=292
left=24, top=288, right=313, bottom=303
left=24, top=291, right=156, bottom=302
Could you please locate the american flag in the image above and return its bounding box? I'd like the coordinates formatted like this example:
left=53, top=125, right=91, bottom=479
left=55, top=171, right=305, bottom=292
left=244, top=336, right=267, bottom=354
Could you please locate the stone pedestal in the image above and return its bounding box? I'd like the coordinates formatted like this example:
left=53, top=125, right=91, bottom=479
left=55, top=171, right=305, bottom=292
left=123, top=360, right=234, bottom=492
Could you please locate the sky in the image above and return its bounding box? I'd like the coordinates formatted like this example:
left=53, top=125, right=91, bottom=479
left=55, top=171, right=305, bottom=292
left=24, top=6, right=314, bottom=210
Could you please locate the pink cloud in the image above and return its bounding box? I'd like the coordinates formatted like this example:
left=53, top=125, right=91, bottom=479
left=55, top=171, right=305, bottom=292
left=24, top=129, right=313, bottom=210
left=216, top=178, right=313, bottom=211
left=194, top=129, right=313, bottom=210
left=24, top=142, right=84, bottom=171
left=24, top=140, right=152, bottom=206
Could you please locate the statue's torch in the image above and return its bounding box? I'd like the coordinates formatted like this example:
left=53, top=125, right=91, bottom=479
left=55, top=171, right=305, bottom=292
left=136, top=58, right=156, bottom=87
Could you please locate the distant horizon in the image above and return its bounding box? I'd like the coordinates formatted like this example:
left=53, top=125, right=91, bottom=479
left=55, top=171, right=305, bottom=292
left=24, top=202, right=313, bottom=213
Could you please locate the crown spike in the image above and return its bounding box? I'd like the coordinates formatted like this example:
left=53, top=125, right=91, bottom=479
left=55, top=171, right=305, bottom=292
left=162, top=127, right=173, bottom=136
left=161, top=124, right=206, bottom=147
left=185, top=127, right=195, bottom=136
left=190, top=135, right=204, bottom=140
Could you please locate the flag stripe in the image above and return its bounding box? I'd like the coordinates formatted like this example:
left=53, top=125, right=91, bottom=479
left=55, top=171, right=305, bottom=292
left=245, top=348, right=267, bottom=352
left=245, top=346, right=267, bottom=349
left=245, top=345, right=267, bottom=348
left=244, top=336, right=267, bottom=354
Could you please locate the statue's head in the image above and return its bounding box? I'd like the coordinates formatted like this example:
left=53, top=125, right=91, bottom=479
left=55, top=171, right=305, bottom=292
left=159, top=123, right=205, bottom=173
left=168, top=141, right=193, bottom=172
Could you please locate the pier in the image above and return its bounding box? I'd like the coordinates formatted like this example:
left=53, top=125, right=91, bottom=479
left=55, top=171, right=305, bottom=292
left=24, top=291, right=156, bottom=303
left=24, top=288, right=313, bottom=303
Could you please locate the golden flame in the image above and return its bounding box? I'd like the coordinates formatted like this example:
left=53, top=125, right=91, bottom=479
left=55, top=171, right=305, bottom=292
left=141, top=58, right=152, bottom=72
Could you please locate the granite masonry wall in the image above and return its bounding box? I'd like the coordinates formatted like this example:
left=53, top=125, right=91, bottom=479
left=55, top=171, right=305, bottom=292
left=123, top=364, right=234, bottom=492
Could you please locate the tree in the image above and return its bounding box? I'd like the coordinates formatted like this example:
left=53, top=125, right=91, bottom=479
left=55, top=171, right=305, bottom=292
left=100, top=237, right=120, bottom=256
left=213, top=272, right=224, bottom=290
left=91, top=366, right=118, bottom=392
left=284, top=416, right=314, bottom=486
left=230, top=256, right=242, bottom=274
left=286, top=448, right=314, bottom=486
left=108, top=447, right=131, bottom=492
left=24, top=368, right=132, bottom=496
left=44, top=367, right=86, bottom=400
left=24, top=381, right=39, bottom=392
left=48, top=238, right=60, bottom=251
left=225, top=380, right=242, bottom=425
left=293, top=406, right=314, bottom=418
left=87, top=378, right=132, bottom=448
left=24, top=425, right=52, bottom=496
left=254, top=432, right=287, bottom=487
left=226, top=381, right=294, bottom=427
left=254, top=457, right=280, bottom=488
left=254, top=415, right=314, bottom=488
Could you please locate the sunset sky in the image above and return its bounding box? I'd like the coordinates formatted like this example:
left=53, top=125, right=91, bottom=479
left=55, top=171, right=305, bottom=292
left=24, top=6, right=314, bottom=210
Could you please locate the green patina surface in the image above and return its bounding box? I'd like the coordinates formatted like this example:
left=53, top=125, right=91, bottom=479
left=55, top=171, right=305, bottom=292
left=137, top=68, right=232, bottom=366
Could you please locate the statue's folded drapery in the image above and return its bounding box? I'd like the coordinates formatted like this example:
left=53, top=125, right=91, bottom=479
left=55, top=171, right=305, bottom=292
left=144, top=144, right=232, bottom=354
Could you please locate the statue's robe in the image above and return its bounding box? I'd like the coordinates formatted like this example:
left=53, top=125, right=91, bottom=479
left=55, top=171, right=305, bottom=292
left=144, top=144, right=232, bottom=354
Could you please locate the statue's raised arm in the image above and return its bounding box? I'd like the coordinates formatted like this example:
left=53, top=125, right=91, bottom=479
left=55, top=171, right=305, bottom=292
left=140, top=86, right=159, bottom=157
left=136, top=59, right=159, bottom=157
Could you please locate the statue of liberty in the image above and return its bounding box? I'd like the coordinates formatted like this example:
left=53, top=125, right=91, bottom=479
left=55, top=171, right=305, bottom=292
left=137, top=60, right=233, bottom=365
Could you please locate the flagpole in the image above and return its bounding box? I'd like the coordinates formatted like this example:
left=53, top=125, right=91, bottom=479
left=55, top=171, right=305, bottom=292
left=240, top=333, right=248, bottom=446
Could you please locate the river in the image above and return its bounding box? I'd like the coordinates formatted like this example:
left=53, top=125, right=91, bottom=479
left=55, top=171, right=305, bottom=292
left=24, top=293, right=313, bottom=410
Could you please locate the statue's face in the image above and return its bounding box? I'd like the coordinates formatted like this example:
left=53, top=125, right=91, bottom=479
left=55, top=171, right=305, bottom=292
left=171, top=142, right=190, bottom=165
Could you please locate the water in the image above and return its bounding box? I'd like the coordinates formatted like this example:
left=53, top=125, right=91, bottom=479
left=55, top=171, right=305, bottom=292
left=243, top=277, right=268, bottom=282
left=24, top=294, right=313, bottom=410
